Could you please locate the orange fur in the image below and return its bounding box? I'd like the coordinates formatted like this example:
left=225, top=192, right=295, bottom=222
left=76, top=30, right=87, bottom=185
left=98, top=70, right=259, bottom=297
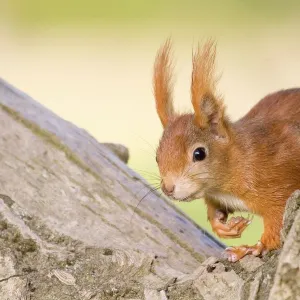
left=153, top=38, right=175, bottom=127
left=153, top=39, right=300, bottom=256
left=191, top=40, right=223, bottom=127
left=190, top=40, right=230, bottom=139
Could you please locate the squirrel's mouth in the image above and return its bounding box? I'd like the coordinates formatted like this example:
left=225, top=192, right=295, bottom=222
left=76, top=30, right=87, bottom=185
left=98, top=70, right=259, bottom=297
left=173, top=197, right=195, bottom=202
left=169, top=190, right=203, bottom=202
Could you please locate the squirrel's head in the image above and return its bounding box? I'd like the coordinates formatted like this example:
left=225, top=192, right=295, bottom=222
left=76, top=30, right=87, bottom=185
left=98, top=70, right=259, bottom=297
left=153, top=39, right=232, bottom=201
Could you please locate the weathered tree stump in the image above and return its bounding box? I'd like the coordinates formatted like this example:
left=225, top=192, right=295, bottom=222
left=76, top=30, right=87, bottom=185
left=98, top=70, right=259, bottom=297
left=0, top=78, right=299, bottom=300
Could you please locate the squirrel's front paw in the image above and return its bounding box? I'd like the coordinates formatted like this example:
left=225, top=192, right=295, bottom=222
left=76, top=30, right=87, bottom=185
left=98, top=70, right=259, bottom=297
left=225, top=241, right=267, bottom=262
left=211, top=215, right=252, bottom=239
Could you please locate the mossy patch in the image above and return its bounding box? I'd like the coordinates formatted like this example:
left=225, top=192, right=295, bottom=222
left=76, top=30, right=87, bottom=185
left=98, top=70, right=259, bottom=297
left=0, top=218, right=38, bottom=255
left=16, top=238, right=38, bottom=254
left=0, top=194, right=14, bottom=207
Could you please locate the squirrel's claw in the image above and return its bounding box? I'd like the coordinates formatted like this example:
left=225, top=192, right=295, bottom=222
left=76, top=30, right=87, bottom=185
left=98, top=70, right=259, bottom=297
left=225, top=241, right=265, bottom=262
left=211, top=215, right=252, bottom=239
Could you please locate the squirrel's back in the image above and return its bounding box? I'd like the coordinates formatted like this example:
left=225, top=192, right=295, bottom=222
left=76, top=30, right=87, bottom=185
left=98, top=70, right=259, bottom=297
left=238, top=88, right=300, bottom=124
left=230, top=88, right=300, bottom=214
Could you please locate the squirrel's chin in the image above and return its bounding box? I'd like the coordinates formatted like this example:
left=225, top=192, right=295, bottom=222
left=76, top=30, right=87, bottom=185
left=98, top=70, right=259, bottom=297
left=171, top=191, right=205, bottom=202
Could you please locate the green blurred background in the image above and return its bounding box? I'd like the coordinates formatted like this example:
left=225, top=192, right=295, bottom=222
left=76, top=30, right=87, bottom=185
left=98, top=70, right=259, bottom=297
left=1, top=0, right=300, bottom=246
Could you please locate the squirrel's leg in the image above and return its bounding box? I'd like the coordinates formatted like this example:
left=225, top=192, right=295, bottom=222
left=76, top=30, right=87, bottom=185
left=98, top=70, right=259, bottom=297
left=260, top=212, right=282, bottom=250
left=205, top=198, right=252, bottom=239
left=225, top=210, right=283, bottom=262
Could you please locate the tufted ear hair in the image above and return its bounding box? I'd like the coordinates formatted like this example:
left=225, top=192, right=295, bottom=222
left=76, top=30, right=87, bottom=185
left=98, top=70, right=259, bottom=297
left=191, top=40, right=229, bottom=138
left=153, top=39, right=176, bottom=127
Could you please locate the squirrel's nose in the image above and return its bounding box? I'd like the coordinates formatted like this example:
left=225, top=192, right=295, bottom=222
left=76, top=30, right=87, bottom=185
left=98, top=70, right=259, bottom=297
left=162, top=182, right=175, bottom=196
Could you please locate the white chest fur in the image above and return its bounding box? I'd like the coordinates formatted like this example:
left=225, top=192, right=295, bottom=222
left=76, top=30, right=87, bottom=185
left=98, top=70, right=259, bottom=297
left=208, top=192, right=249, bottom=212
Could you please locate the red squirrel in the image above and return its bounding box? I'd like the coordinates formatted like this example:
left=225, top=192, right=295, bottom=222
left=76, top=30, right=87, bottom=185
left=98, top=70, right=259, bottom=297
left=152, top=39, right=300, bottom=262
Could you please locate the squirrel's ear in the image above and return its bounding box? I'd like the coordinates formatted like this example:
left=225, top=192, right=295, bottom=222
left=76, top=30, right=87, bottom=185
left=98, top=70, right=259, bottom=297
left=191, top=40, right=228, bottom=138
left=153, top=39, right=176, bottom=127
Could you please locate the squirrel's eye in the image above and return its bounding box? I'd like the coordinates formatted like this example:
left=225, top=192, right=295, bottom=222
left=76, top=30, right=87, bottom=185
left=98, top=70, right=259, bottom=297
left=193, top=147, right=206, bottom=162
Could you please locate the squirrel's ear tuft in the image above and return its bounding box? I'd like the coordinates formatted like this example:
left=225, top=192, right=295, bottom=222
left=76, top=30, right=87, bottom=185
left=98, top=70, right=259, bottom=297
left=191, top=40, right=229, bottom=138
left=153, top=38, right=176, bottom=127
